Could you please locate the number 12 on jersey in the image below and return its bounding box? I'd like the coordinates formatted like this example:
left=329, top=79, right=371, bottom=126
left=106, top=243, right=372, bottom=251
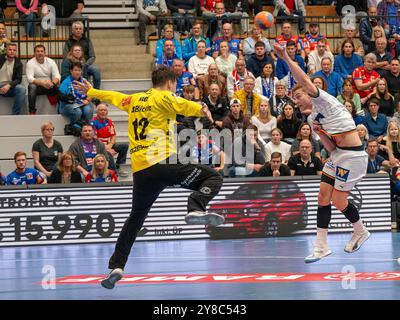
left=132, top=118, right=149, bottom=140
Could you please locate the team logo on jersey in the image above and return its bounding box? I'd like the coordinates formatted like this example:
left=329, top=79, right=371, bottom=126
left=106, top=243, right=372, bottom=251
left=121, top=96, right=132, bottom=107
left=27, top=173, right=33, bottom=180
left=336, top=166, right=350, bottom=182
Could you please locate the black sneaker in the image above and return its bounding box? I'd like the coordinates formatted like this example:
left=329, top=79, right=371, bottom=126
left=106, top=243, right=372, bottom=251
left=101, top=268, right=123, bottom=289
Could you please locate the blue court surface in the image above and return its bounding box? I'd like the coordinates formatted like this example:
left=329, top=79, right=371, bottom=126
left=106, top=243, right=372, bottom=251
left=1, top=231, right=400, bottom=300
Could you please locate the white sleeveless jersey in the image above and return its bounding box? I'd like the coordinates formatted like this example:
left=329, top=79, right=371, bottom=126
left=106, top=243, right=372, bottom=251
left=307, top=89, right=356, bottom=136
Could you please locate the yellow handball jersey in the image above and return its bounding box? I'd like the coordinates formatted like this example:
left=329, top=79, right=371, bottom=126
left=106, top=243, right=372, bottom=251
left=87, top=87, right=205, bottom=173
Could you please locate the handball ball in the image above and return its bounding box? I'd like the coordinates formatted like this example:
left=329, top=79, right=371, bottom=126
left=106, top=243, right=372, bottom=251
left=254, top=11, right=275, bottom=30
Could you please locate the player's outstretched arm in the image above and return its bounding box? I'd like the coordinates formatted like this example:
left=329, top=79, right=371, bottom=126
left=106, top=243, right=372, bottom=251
left=273, top=42, right=318, bottom=97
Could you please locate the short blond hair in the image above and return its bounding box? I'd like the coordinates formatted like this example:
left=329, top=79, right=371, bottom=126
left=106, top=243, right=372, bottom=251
left=41, top=121, right=54, bottom=133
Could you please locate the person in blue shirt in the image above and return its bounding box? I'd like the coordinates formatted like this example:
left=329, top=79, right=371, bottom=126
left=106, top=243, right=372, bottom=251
left=155, top=39, right=178, bottom=68
left=6, top=151, right=46, bottom=185
left=313, top=57, right=343, bottom=97
left=364, top=97, right=389, bottom=141
left=182, top=22, right=211, bottom=66
left=334, top=39, right=364, bottom=80
left=275, top=40, right=306, bottom=80
left=212, top=22, right=241, bottom=58
left=155, top=24, right=182, bottom=60
left=171, top=59, right=198, bottom=98
left=366, top=139, right=395, bottom=173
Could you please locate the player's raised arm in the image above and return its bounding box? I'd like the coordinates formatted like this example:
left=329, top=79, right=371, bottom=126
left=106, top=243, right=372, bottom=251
left=273, top=42, right=318, bottom=97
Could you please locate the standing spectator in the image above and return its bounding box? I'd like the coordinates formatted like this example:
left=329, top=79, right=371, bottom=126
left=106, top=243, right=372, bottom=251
left=48, top=151, right=83, bottom=183
left=69, top=123, right=113, bottom=178
left=269, top=80, right=294, bottom=118
left=63, top=21, right=101, bottom=89
left=0, top=43, right=25, bottom=115
left=166, top=0, right=197, bottom=34
left=91, top=103, right=130, bottom=178
left=155, top=24, right=182, bottom=60
left=172, top=59, right=197, bottom=97
left=264, top=127, right=291, bottom=163
left=359, top=6, right=379, bottom=54
left=352, top=53, right=381, bottom=104
left=26, top=44, right=60, bottom=115
left=136, top=0, right=168, bottom=45
left=288, top=139, right=323, bottom=176
left=222, top=98, right=251, bottom=137
left=16, top=0, right=38, bottom=38
left=276, top=40, right=306, bottom=80
left=243, top=25, right=273, bottom=61
left=201, top=83, right=229, bottom=130
left=59, top=62, right=94, bottom=128
left=0, top=23, right=9, bottom=55
left=188, top=41, right=215, bottom=79
left=373, top=37, right=393, bottom=77
left=226, top=57, right=253, bottom=98
left=259, top=152, right=291, bottom=177
left=343, top=100, right=365, bottom=126
left=337, top=79, right=362, bottom=115
left=233, top=76, right=262, bottom=117
left=254, top=62, right=278, bottom=100
left=364, top=97, right=389, bottom=141
left=155, top=40, right=178, bottom=68
left=335, top=27, right=365, bottom=57
left=197, top=63, right=227, bottom=100
left=32, top=121, right=63, bottom=178
left=313, top=57, right=343, bottom=97
left=290, top=122, right=321, bottom=159
left=277, top=103, right=301, bottom=144
left=85, top=154, right=118, bottom=183
left=302, top=23, right=330, bottom=56
left=182, top=23, right=211, bottom=65
left=307, top=38, right=334, bottom=75
left=61, top=44, right=88, bottom=82
left=334, top=40, right=364, bottom=80
left=6, top=151, right=46, bottom=185
left=371, top=79, right=395, bottom=117
left=366, top=138, right=395, bottom=173
left=245, top=41, right=274, bottom=78
left=250, top=98, right=277, bottom=143
left=383, top=59, right=400, bottom=102
left=41, top=0, right=84, bottom=19
left=212, top=23, right=241, bottom=58
left=215, top=41, right=237, bottom=78
left=275, top=0, right=307, bottom=34
left=274, top=22, right=304, bottom=58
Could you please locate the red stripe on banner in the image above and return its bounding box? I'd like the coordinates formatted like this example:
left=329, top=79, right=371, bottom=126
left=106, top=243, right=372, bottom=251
left=52, top=272, right=400, bottom=285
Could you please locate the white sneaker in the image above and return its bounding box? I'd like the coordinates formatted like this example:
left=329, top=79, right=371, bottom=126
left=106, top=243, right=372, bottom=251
left=304, top=241, right=332, bottom=263
left=185, top=211, right=225, bottom=226
left=101, top=268, right=123, bottom=289
left=344, top=227, right=370, bottom=253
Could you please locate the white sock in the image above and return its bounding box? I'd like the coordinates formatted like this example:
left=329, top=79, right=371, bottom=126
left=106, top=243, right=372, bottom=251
left=352, top=219, right=364, bottom=233
left=316, top=228, right=328, bottom=244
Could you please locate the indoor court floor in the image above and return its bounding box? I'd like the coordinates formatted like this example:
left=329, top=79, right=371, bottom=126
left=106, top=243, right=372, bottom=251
left=1, top=232, right=400, bottom=300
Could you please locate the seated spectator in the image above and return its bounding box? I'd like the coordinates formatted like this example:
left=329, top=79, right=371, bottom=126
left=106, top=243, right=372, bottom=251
left=369, top=25, right=388, bottom=54
left=197, top=63, right=227, bottom=99
left=69, top=123, right=115, bottom=178
left=188, top=40, right=215, bottom=79
left=212, top=23, right=241, bottom=58
left=245, top=41, right=274, bottom=78
left=343, top=100, right=365, bottom=126
left=334, top=40, right=364, bottom=80
left=15, top=0, right=38, bottom=38
left=364, top=97, right=388, bottom=142
left=274, top=22, right=305, bottom=58
left=259, top=151, right=291, bottom=177
left=48, top=151, right=83, bottom=184
left=227, top=58, right=253, bottom=98
left=379, top=121, right=400, bottom=162
left=172, top=59, right=197, bottom=97
left=277, top=103, right=301, bottom=144
left=215, top=41, right=237, bottom=78
left=377, top=0, right=400, bottom=39
left=91, top=103, right=130, bottom=178
left=136, top=0, right=168, bottom=45
left=307, top=38, right=334, bottom=75
left=0, top=43, right=25, bottom=115
left=63, top=21, right=101, bottom=89
left=352, top=53, right=380, bottom=104
left=288, top=139, right=323, bottom=176
left=275, top=0, right=306, bottom=34
left=290, top=122, right=321, bottom=159
left=61, top=44, right=88, bottom=83
left=0, top=23, right=10, bottom=54
left=392, top=100, right=400, bottom=124
left=302, top=23, right=330, bottom=56
left=59, top=62, right=94, bottom=128
left=312, top=57, right=343, bottom=97
left=177, top=85, right=198, bottom=132
left=166, top=0, right=196, bottom=34
left=373, top=37, right=393, bottom=77
left=337, top=79, right=363, bottom=115
left=222, top=98, right=251, bottom=138
left=335, top=26, right=365, bottom=57
left=254, top=62, right=278, bottom=99
left=6, top=151, right=46, bottom=185
left=233, top=77, right=262, bottom=117
left=231, top=124, right=266, bottom=177
left=357, top=123, right=369, bottom=148
left=276, top=40, right=306, bottom=80
left=155, top=40, right=178, bottom=68
left=32, top=121, right=63, bottom=178
left=311, top=76, right=327, bottom=92
left=383, top=59, right=400, bottom=102
left=201, top=83, right=229, bottom=130
left=182, top=23, right=211, bottom=65
left=371, top=79, right=395, bottom=117
left=268, top=81, right=294, bottom=119
left=85, top=154, right=118, bottom=183
left=155, top=24, right=183, bottom=60
left=243, top=25, right=273, bottom=61
left=41, top=0, right=84, bottom=19
left=265, top=128, right=291, bottom=163
left=359, top=7, right=379, bottom=54
left=26, top=44, right=60, bottom=115
left=191, top=130, right=225, bottom=175
left=366, top=138, right=395, bottom=173
left=250, top=98, right=277, bottom=143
